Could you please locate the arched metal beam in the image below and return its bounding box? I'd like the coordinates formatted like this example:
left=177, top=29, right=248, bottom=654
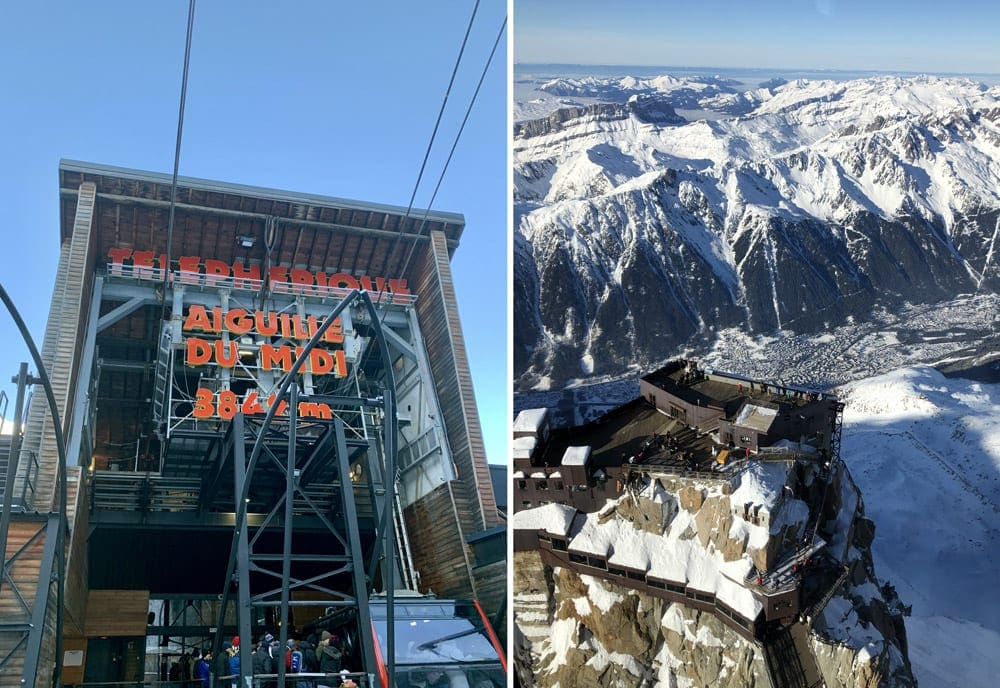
left=0, top=283, right=69, bottom=688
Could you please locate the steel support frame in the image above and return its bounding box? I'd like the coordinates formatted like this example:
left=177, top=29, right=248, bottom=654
left=230, top=381, right=385, bottom=687
left=0, top=516, right=48, bottom=671
left=212, top=290, right=399, bottom=687
left=0, top=363, right=31, bottom=583
left=19, top=515, right=61, bottom=686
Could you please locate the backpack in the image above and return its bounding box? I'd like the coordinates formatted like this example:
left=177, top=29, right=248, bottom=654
left=300, top=643, right=319, bottom=673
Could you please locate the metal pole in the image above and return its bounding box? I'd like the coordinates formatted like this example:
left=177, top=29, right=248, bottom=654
left=278, top=385, right=297, bottom=688
left=234, top=412, right=252, bottom=688
left=334, top=419, right=377, bottom=676
left=0, top=363, right=29, bottom=593
left=383, top=386, right=397, bottom=686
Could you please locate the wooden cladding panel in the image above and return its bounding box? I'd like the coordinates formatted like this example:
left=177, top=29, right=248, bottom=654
left=64, top=469, right=90, bottom=637
left=403, top=483, right=473, bottom=601
left=469, top=559, right=505, bottom=625
left=410, top=231, right=497, bottom=534
left=59, top=637, right=88, bottom=686
left=84, top=590, right=150, bottom=637
left=0, top=521, right=46, bottom=621
left=21, top=182, right=97, bottom=510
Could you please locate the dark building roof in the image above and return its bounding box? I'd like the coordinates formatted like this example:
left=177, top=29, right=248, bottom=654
left=489, top=464, right=506, bottom=514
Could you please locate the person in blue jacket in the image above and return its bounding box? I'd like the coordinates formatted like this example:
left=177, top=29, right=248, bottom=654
left=195, top=650, right=212, bottom=688
left=227, top=637, right=241, bottom=688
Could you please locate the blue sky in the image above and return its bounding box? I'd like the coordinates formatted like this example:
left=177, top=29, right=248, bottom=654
left=515, top=0, right=1000, bottom=74
left=0, top=2, right=507, bottom=463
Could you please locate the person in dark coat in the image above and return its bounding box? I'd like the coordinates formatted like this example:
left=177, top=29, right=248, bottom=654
left=297, top=637, right=319, bottom=674
left=316, top=631, right=342, bottom=675
left=214, top=642, right=232, bottom=688
left=252, top=639, right=268, bottom=676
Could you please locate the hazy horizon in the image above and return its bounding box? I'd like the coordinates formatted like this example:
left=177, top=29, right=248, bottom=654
left=515, top=0, right=1000, bottom=76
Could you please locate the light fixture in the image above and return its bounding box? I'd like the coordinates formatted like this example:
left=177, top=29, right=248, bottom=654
left=238, top=235, right=255, bottom=248
left=349, top=463, right=364, bottom=482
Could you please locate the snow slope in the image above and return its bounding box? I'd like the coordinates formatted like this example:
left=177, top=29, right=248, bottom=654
left=838, top=367, right=1000, bottom=687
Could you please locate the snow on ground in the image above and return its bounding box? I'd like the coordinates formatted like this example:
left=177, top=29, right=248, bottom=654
left=906, top=616, right=1000, bottom=688
left=815, top=594, right=884, bottom=651
left=837, top=367, right=1000, bottom=686
left=579, top=574, right=624, bottom=613
left=543, top=617, right=578, bottom=668
left=565, top=481, right=764, bottom=619
left=729, top=460, right=792, bottom=510
left=511, top=502, right=578, bottom=536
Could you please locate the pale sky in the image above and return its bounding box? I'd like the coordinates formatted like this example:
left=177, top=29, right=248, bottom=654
left=515, top=0, right=1000, bottom=74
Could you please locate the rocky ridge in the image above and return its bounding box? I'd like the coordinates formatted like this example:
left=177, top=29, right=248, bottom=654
left=513, top=459, right=915, bottom=688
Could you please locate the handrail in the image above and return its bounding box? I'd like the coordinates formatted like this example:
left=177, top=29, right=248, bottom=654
left=804, top=563, right=851, bottom=623
left=0, top=448, right=41, bottom=510
left=105, top=263, right=417, bottom=306
left=89, top=472, right=202, bottom=513
left=19, top=450, right=39, bottom=509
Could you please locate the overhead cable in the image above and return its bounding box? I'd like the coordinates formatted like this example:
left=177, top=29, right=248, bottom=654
left=377, top=0, right=482, bottom=280
left=399, top=15, right=507, bottom=280
left=159, top=0, right=197, bottom=324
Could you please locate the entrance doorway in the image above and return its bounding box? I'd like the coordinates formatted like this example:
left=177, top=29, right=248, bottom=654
left=83, top=636, right=145, bottom=684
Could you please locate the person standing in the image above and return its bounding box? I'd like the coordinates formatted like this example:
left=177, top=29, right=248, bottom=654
left=195, top=650, right=212, bottom=688
left=214, top=643, right=231, bottom=688
left=179, top=651, right=192, bottom=683
left=317, top=631, right=342, bottom=679
left=298, top=636, right=319, bottom=673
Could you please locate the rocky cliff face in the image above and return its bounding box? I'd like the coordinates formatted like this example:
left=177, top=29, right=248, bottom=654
left=513, top=460, right=916, bottom=687
left=514, top=75, right=1000, bottom=390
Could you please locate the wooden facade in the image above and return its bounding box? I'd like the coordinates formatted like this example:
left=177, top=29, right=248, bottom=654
left=83, top=590, right=151, bottom=637
left=402, top=482, right=474, bottom=601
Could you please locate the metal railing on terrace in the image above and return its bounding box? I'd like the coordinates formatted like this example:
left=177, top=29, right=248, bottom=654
left=628, top=457, right=747, bottom=484
left=74, top=672, right=371, bottom=688
left=746, top=536, right=828, bottom=595
left=89, top=473, right=201, bottom=513
left=105, top=263, right=418, bottom=306
left=0, top=446, right=40, bottom=511
left=755, top=445, right=824, bottom=463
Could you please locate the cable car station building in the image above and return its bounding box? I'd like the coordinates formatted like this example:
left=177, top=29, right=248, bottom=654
left=0, top=160, right=500, bottom=687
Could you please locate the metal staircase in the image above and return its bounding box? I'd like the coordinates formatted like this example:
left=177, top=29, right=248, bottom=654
left=762, top=624, right=809, bottom=688
left=152, top=322, right=173, bottom=426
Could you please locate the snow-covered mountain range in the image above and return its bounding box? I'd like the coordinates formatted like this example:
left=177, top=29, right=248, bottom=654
left=514, top=73, right=1000, bottom=390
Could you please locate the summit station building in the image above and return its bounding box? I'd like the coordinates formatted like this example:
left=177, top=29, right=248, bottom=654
left=0, top=161, right=501, bottom=688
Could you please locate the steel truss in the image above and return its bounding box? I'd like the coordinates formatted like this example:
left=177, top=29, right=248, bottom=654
left=211, top=290, right=403, bottom=688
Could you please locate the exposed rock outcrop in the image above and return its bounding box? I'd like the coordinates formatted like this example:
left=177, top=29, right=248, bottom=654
left=513, top=460, right=916, bottom=687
